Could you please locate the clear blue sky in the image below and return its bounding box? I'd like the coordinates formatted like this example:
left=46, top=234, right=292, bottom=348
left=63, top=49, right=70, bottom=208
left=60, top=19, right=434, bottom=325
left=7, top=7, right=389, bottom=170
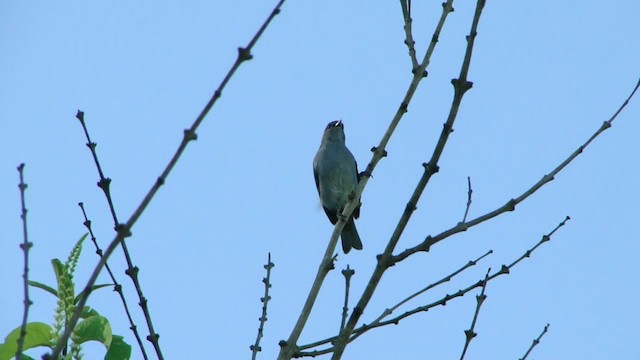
left=1, top=1, right=639, bottom=359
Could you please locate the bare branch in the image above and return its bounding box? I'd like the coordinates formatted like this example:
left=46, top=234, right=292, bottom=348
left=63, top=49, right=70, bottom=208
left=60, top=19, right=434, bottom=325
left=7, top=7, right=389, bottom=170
left=277, top=3, right=458, bottom=359
left=392, top=78, right=640, bottom=264
left=399, top=0, right=420, bottom=71
left=46, top=1, right=288, bottom=358
left=297, top=217, right=567, bottom=357
left=461, top=176, right=473, bottom=223
left=340, top=266, right=355, bottom=332
left=16, top=163, right=33, bottom=360
left=251, top=253, right=275, bottom=360
left=359, top=217, right=567, bottom=335
left=519, top=323, right=550, bottom=360
left=329, top=2, right=485, bottom=359
left=373, top=249, right=491, bottom=327
left=77, top=110, right=162, bottom=357
left=78, top=202, right=148, bottom=360
left=459, top=268, right=490, bottom=360
left=298, top=250, right=492, bottom=353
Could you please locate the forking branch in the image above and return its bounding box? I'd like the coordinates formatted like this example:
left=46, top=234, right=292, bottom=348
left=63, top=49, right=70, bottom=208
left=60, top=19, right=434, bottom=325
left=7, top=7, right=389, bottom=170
left=277, top=2, right=458, bottom=359
left=295, top=217, right=568, bottom=357
left=45, top=1, right=288, bottom=358
left=297, top=250, right=492, bottom=355
left=329, top=1, right=486, bottom=358
left=78, top=202, right=148, bottom=359
left=390, top=77, right=640, bottom=264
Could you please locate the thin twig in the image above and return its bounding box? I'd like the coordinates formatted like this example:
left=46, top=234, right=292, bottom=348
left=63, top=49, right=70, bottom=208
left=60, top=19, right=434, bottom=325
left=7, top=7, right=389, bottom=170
left=329, top=2, right=484, bottom=359
left=459, top=268, right=490, bottom=360
left=78, top=202, right=148, bottom=360
left=381, top=249, right=490, bottom=323
left=298, top=249, right=491, bottom=352
left=76, top=111, right=159, bottom=358
left=277, top=3, right=457, bottom=359
left=340, top=266, right=355, bottom=332
left=392, top=78, right=640, bottom=264
left=46, top=2, right=288, bottom=358
left=296, top=217, right=567, bottom=357
left=461, top=176, right=473, bottom=223
left=400, top=0, right=420, bottom=71
left=251, top=253, right=275, bottom=360
left=519, top=323, right=550, bottom=360
left=16, top=163, right=33, bottom=360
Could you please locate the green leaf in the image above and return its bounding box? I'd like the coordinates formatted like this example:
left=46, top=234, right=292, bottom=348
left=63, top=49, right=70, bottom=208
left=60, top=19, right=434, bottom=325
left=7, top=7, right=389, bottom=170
left=8, top=354, right=36, bottom=360
left=27, top=280, right=58, bottom=297
left=104, top=335, right=131, bottom=360
left=74, top=284, right=114, bottom=305
left=0, top=322, right=53, bottom=360
left=79, top=306, right=100, bottom=319
left=91, top=283, right=114, bottom=292
left=72, top=316, right=112, bottom=348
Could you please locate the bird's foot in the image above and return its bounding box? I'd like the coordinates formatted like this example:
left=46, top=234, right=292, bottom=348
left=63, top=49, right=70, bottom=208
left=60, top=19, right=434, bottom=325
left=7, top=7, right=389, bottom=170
left=358, top=170, right=372, bottom=180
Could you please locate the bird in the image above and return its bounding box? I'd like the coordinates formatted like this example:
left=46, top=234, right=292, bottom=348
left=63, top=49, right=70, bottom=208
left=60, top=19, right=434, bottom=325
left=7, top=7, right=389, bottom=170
left=313, top=120, right=363, bottom=253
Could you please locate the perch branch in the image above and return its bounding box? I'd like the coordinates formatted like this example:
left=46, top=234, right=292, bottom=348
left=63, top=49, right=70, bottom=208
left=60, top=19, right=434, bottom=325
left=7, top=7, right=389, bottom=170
left=329, top=1, right=485, bottom=358
left=277, top=2, right=458, bottom=358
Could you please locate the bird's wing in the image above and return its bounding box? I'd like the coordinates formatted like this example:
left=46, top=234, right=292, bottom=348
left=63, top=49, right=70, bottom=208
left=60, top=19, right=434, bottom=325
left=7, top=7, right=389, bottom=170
left=353, top=159, right=361, bottom=219
left=313, top=164, right=321, bottom=196
left=323, top=206, right=338, bottom=224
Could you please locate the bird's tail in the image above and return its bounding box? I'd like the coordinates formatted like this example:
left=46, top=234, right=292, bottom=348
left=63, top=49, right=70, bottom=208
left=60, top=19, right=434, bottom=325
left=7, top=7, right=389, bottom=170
left=341, top=218, right=363, bottom=254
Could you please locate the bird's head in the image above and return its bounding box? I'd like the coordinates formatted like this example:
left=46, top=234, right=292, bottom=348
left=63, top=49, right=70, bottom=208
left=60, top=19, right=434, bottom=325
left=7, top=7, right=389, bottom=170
left=322, top=120, right=346, bottom=143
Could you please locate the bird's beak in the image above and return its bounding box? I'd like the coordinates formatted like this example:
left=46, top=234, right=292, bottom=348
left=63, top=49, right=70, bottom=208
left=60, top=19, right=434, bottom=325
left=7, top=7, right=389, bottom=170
left=335, top=120, right=342, bottom=127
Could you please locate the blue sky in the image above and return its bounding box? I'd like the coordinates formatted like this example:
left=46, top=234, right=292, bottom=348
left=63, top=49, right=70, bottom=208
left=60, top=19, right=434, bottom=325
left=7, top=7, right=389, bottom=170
left=1, top=1, right=639, bottom=359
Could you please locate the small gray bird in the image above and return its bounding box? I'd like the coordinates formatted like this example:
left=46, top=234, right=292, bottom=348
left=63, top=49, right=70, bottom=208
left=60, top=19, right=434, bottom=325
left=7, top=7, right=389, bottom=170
left=313, top=120, right=363, bottom=253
